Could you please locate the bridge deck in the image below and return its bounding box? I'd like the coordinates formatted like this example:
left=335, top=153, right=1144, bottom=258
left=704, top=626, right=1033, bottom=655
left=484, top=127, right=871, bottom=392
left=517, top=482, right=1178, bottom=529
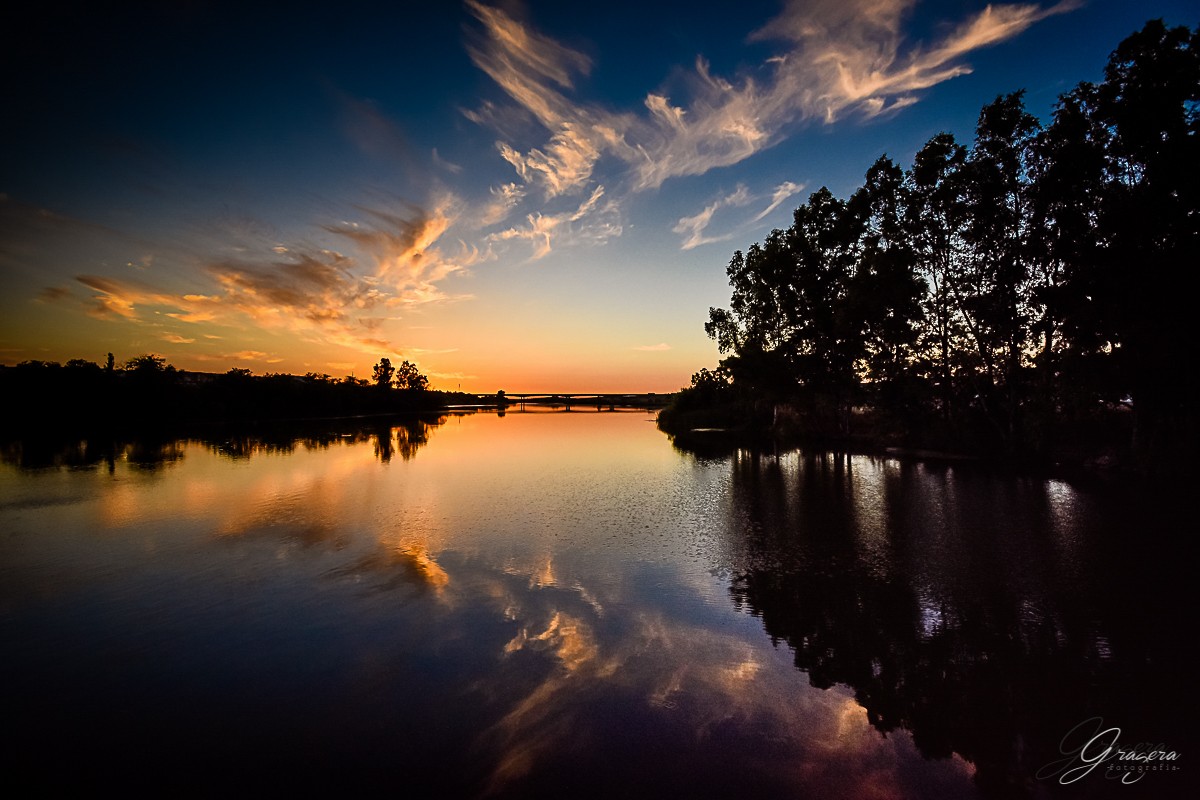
left=473, top=392, right=672, bottom=406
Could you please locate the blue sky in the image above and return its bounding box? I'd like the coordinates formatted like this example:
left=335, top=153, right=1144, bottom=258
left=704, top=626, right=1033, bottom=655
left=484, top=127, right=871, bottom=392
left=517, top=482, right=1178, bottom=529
left=2, top=0, right=1195, bottom=391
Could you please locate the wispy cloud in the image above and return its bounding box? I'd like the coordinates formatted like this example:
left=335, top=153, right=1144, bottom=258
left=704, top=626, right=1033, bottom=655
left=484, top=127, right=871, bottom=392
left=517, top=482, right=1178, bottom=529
left=465, top=0, right=630, bottom=198
left=675, top=182, right=801, bottom=250
left=752, top=181, right=805, bottom=222
left=632, top=0, right=1075, bottom=185
left=55, top=196, right=480, bottom=359
left=465, top=0, right=1075, bottom=194
left=193, top=350, right=272, bottom=363
left=324, top=195, right=480, bottom=307
left=748, top=0, right=1079, bottom=123
left=464, top=0, right=593, bottom=127
left=630, top=63, right=776, bottom=190
left=431, top=147, right=463, bottom=174
left=673, top=185, right=752, bottom=251
left=404, top=347, right=460, bottom=355
left=159, top=332, right=195, bottom=344
left=488, top=186, right=620, bottom=260
left=76, top=275, right=179, bottom=320
left=428, top=370, right=476, bottom=381
left=633, top=343, right=671, bottom=352
left=498, top=124, right=601, bottom=199
left=482, top=182, right=527, bottom=226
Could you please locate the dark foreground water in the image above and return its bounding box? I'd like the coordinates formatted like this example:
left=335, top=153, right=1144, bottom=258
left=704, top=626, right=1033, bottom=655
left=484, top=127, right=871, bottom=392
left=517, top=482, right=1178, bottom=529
left=0, top=411, right=1192, bottom=798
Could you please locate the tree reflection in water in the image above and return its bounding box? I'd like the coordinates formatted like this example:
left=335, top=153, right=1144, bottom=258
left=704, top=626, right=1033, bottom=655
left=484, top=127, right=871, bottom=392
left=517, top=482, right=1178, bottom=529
left=372, top=417, right=436, bottom=464
left=695, top=445, right=1190, bottom=798
left=0, top=437, right=186, bottom=472
left=0, top=415, right=448, bottom=471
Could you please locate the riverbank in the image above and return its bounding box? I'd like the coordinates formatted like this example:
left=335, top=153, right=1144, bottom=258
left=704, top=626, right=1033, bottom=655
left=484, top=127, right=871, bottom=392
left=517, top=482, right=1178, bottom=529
left=655, top=396, right=1162, bottom=484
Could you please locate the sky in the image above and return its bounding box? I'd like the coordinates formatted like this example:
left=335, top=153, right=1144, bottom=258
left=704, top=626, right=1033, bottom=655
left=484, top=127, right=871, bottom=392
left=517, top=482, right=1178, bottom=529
left=1, top=0, right=1195, bottom=392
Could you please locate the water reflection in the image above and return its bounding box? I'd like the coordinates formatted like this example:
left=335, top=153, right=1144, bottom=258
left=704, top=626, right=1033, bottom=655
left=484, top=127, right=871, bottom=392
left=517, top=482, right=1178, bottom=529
left=0, top=414, right=1188, bottom=797
left=371, top=418, right=434, bottom=463
left=695, top=445, right=1190, bottom=798
left=0, top=415, right=447, bottom=471
left=0, top=436, right=186, bottom=472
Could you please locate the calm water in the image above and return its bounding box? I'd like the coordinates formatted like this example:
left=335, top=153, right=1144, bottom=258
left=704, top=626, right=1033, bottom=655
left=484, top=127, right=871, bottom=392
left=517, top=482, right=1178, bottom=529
left=0, top=412, right=1191, bottom=798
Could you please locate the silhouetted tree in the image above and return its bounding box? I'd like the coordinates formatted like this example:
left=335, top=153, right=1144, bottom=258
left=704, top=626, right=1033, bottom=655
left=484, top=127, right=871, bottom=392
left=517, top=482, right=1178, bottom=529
left=846, top=156, right=925, bottom=394
left=705, top=190, right=859, bottom=406
left=395, top=360, right=428, bottom=391
left=906, top=132, right=970, bottom=423
left=373, top=357, right=396, bottom=388
left=1090, top=20, right=1200, bottom=460
left=1027, top=81, right=1112, bottom=423
left=961, top=91, right=1041, bottom=445
left=683, top=20, right=1200, bottom=468
left=784, top=188, right=864, bottom=410
left=124, top=354, right=169, bottom=373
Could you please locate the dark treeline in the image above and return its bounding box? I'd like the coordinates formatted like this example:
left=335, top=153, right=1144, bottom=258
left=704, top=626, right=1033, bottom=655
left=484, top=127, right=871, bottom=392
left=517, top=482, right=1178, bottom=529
left=663, top=21, right=1199, bottom=471
left=0, top=353, right=476, bottom=435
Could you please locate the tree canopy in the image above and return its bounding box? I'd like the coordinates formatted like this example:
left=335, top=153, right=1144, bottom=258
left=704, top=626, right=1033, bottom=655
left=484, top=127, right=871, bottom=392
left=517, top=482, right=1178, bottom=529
left=689, top=20, right=1199, bottom=468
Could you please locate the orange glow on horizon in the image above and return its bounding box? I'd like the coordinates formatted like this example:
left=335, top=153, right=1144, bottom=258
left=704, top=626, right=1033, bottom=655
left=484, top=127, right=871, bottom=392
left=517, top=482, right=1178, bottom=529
left=0, top=302, right=714, bottom=394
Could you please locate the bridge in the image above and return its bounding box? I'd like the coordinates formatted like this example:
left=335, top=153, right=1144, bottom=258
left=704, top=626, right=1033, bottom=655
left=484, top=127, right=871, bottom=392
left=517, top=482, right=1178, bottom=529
left=471, top=392, right=673, bottom=410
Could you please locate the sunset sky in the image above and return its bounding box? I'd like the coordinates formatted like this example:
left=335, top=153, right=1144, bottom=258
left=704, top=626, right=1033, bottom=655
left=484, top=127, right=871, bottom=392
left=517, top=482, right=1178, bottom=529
left=2, top=0, right=1194, bottom=392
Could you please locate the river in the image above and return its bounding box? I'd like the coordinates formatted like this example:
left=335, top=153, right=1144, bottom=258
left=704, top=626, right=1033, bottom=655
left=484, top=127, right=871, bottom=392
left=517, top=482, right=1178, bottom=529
left=0, top=410, right=1189, bottom=797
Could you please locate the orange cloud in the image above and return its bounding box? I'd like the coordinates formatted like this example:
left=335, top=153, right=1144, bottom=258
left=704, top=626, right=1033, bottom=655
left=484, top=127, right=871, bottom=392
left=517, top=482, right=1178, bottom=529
left=76, top=275, right=179, bottom=321
left=193, top=350, right=272, bottom=363
left=61, top=197, right=478, bottom=360
left=159, top=332, right=195, bottom=344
